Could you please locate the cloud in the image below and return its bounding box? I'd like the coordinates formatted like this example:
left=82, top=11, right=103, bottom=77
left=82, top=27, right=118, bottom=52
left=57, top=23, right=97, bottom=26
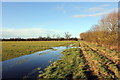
left=88, top=4, right=111, bottom=12
left=101, top=4, right=111, bottom=7
left=56, top=5, right=67, bottom=14
left=73, top=6, right=81, bottom=11
left=73, top=7, right=118, bottom=18
left=88, top=7, right=106, bottom=12
left=73, top=12, right=108, bottom=18
left=1, top=28, right=62, bottom=38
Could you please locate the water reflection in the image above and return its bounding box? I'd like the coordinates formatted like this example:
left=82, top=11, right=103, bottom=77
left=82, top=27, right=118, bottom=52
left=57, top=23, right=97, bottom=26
left=16, top=58, right=29, bottom=64
left=2, top=46, right=79, bottom=79
left=2, top=46, right=68, bottom=79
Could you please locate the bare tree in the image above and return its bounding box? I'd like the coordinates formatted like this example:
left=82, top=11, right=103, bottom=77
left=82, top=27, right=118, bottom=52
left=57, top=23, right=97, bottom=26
left=52, top=34, right=56, bottom=38
left=64, top=32, right=71, bottom=39
left=56, top=34, right=60, bottom=39
left=80, top=11, right=118, bottom=50
left=47, top=34, right=51, bottom=39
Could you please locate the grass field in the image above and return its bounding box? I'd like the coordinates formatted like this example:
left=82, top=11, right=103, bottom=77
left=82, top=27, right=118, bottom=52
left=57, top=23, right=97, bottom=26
left=2, top=41, right=119, bottom=79
left=38, top=41, right=119, bottom=79
left=2, top=41, right=76, bottom=61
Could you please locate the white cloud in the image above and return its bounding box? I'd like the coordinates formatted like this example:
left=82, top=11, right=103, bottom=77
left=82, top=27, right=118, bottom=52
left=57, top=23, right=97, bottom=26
left=101, top=4, right=111, bottom=7
left=73, top=12, right=107, bottom=18
left=73, top=7, right=118, bottom=18
left=56, top=5, right=67, bottom=14
left=1, top=28, right=62, bottom=38
left=88, top=7, right=105, bottom=12
left=73, top=6, right=81, bottom=11
left=88, top=4, right=111, bottom=12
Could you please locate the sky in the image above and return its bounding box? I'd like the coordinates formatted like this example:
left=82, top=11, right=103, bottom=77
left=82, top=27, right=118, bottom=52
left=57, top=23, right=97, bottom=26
left=2, top=0, right=119, bottom=2
left=2, top=2, right=118, bottom=38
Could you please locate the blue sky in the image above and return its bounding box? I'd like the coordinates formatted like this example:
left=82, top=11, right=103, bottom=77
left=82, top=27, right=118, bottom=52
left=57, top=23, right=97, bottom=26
left=2, top=2, right=118, bottom=38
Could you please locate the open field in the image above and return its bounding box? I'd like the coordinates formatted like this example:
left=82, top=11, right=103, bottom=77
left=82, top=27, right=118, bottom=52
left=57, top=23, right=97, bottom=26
left=2, top=41, right=76, bottom=61
left=38, top=41, right=119, bottom=79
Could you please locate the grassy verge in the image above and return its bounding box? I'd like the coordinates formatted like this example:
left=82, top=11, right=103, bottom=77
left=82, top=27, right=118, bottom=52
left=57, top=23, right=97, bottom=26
left=38, top=48, right=88, bottom=79
left=2, top=41, right=76, bottom=61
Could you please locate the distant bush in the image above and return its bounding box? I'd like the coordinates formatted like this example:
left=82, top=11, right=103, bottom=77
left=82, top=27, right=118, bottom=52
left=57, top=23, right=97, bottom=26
left=2, top=37, right=78, bottom=41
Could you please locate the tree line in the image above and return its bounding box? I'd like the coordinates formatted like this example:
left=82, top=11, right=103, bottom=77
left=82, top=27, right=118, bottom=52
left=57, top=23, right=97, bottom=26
left=80, top=11, right=119, bottom=51
left=1, top=32, right=78, bottom=41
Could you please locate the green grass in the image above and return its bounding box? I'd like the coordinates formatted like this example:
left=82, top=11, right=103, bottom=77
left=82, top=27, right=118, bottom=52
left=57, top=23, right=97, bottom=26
left=2, top=40, right=119, bottom=79
left=39, top=48, right=87, bottom=79
left=38, top=41, right=119, bottom=79
left=2, top=41, right=76, bottom=61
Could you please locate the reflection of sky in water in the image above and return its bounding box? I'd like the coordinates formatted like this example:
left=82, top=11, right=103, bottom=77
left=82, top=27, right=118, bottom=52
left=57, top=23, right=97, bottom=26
left=2, top=46, right=70, bottom=79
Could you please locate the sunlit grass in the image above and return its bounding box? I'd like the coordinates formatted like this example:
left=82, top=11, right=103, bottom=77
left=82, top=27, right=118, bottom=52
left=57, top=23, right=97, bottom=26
left=39, top=48, right=87, bottom=79
left=38, top=41, right=119, bottom=79
left=2, top=41, right=76, bottom=61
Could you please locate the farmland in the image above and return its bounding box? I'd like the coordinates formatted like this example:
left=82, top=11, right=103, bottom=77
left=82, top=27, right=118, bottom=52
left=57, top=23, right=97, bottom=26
left=2, top=41, right=76, bottom=61
left=38, top=41, right=119, bottom=79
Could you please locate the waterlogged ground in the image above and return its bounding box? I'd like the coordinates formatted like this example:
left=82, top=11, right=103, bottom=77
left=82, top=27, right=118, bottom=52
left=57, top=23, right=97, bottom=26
left=39, top=48, right=88, bottom=79
left=2, top=41, right=76, bottom=61
left=1, top=41, right=119, bottom=79
left=38, top=41, right=119, bottom=80
left=2, top=46, right=71, bottom=79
